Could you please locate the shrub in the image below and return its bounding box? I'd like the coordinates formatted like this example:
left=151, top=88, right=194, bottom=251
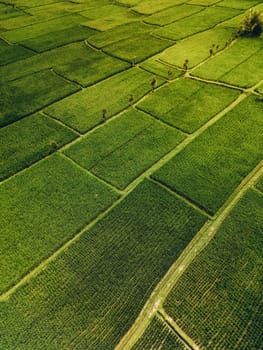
left=239, top=10, right=263, bottom=37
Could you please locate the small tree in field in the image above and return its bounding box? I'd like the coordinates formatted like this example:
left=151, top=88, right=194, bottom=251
left=239, top=10, right=263, bottom=37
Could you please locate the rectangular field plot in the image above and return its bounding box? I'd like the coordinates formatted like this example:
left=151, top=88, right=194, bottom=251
left=137, top=78, right=240, bottom=133
left=0, top=42, right=128, bottom=87
left=144, top=4, right=204, bottom=26
left=219, top=0, right=262, bottom=9
left=139, top=57, right=183, bottom=79
left=158, top=27, right=236, bottom=69
left=255, top=176, right=263, bottom=193
left=21, top=26, right=97, bottom=53
left=88, top=21, right=155, bottom=49
left=132, top=316, right=190, bottom=350
left=103, top=34, right=173, bottom=64
left=132, top=0, right=183, bottom=15
left=0, top=69, right=79, bottom=127
left=0, top=154, right=118, bottom=294
left=0, top=179, right=207, bottom=349
left=0, top=113, right=77, bottom=181
left=65, top=109, right=185, bottom=189
left=152, top=96, right=263, bottom=214
left=0, top=41, right=34, bottom=66
left=193, top=37, right=263, bottom=87
left=163, top=189, right=263, bottom=350
left=154, top=7, right=241, bottom=40
left=45, top=68, right=164, bottom=133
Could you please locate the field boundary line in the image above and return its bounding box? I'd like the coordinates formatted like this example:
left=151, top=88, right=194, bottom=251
left=116, top=161, right=263, bottom=349
left=157, top=309, right=195, bottom=350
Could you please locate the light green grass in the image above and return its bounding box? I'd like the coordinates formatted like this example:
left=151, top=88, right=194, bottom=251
left=0, top=113, right=77, bottom=181
left=0, top=69, right=79, bottom=127
left=133, top=0, right=183, bottom=15
left=137, top=78, right=240, bottom=133
left=219, top=0, right=262, bottom=9
left=0, top=153, right=118, bottom=294
left=46, top=68, right=164, bottom=133
left=65, top=109, right=185, bottom=189
left=132, top=316, right=189, bottom=350
left=154, top=7, right=241, bottom=40
left=139, top=57, right=183, bottom=79
left=153, top=96, right=263, bottom=214
left=0, top=179, right=207, bottom=349
left=164, top=189, right=263, bottom=350
left=103, top=34, right=173, bottom=64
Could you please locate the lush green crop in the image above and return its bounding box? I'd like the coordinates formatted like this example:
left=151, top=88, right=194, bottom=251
left=0, top=69, right=79, bottom=127
left=153, top=96, right=263, bottom=214
left=133, top=0, right=183, bottom=15
left=132, top=316, right=189, bottom=349
left=0, top=113, right=77, bottom=180
left=164, top=189, right=263, bottom=349
left=0, top=154, right=118, bottom=293
left=0, top=39, right=34, bottom=66
left=46, top=68, right=164, bottom=133
left=154, top=7, right=241, bottom=40
left=220, top=0, right=262, bottom=10
left=0, top=179, right=207, bottom=349
left=137, top=78, right=240, bottom=133
left=65, top=109, right=185, bottom=189
left=139, top=57, right=183, bottom=79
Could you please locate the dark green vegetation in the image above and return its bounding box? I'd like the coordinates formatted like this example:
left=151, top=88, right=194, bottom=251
left=64, top=109, right=185, bottom=189
left=137, top=78, right=240, bottom=133
left=164, top=189, right=263, bottom=349
left=46, top=68, right=164, bottom=133
left=132, top=316, right=189, bottom=350
left=0, top=154, right=118, bottom=293
left=153, top=96, right=263, bottom=214
left=1, top=1, right=262, bottom=349
left=0, top=179, right=207, bottom=349
left=0, top=113, right=77, bottom=180
left=239, top=9, right=263, bottom=37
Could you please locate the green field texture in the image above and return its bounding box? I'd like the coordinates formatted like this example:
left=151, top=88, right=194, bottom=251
left=132, top=316, right=189, bottom=350
left=219, top=0, right=262, bottom=10
left=193, top=37, right=263, bottom=87
left=144, top=4, right=204, bottom=26
left=65, top=109, right=185, bottom=189
left=0, top=153, right=118, bottom=294
left=154, top=6, right=241, bottom=40
left=0, top=69, right=79, bottom=127
left=255, top=176, right=263, bottom=193
left=139, top=57, right=183, bottom=79
left=88, top=21, right=155, bottom=49
left=0, top=113, right=77, bottom=181
left=164, top=189, right=263, bottom=349
left=153, top=96, right=263, bottom=214
left=0, top=179, right=207, bottom=349
left=103, top=33, right=173, bottom=64
left=158, top=27, right=236, bottom=68
left=0, top=40, right=35, bottom=66
left=45, top=68, right=164, bottom=133
left=21, top=26, right=97, bottom=53
left=0, top=2, right=24, bottom=21
left=0, top=42, right=129, bottom=86
left=137, top=78, right=240, bottom=133
left=132, top=0, right=183, bottom=15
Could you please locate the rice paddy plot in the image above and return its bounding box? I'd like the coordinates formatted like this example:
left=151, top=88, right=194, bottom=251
left=65, top=109, right=185, bottom=189
left=0, top=69, right=79, bottom=127
left=255, top=176, right=263, bottom=193
left=158, top=27, right=236, bottom=69
left=163, top=189, right=263, bottom=350
left=0, top=113, right=77, bottom=181
left=45, top=68, right=164, bottom=133
left=152, top=96, right=263, bottom=214
left=144, top=4, right=204, bottom=26
left=103, top=33, right=173, bottom=64
left=81, top=4, right=141, bottom=31
left=132, top=316, right=190, bottom=350
left=154, top=6, right=241, bottom=40
left=193, top=37, right=263, bottom=87
left=0, top=40, right=34, bottom=66
left=139, top=57, right=183, bottom=79
left=0, top=153, right=118, bottom=294
left=137, top=77, right=240, bottom=133
left=132, top=0, right=183, bottom=15
left=188, top=0, right=223, bottom=5
left=21, top=26, right=97, bottom=53
left=0, top=42, right=128, bottom=86
left=0, top=3, right=24, bottom=21
left=1, top=14, right=86, bottom=43
left=88, top=21, right=155, bottom=49
left=219, top=0, right=262, bottom=10
left=0, top=179, right=207, bottom=349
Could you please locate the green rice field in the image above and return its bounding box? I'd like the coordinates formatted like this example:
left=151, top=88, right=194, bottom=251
left=0, top=1, right=262, bottom=349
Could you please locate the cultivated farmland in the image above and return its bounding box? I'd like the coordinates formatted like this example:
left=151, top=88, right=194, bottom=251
left=0, top=0, right=262, bottom=349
